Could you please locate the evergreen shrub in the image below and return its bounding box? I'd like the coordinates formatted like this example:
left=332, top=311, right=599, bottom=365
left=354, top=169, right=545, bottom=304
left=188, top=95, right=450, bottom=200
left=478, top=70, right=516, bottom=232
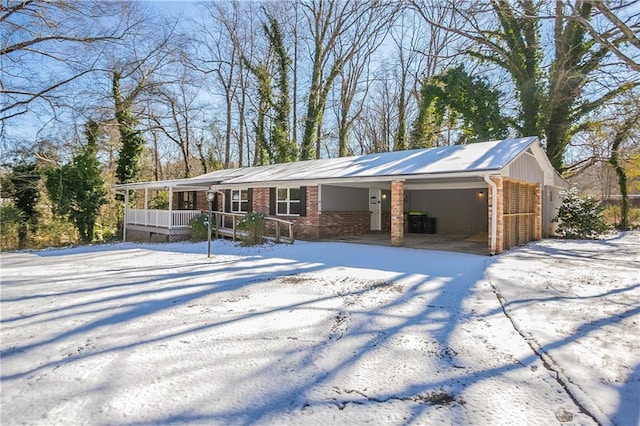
left=188, top=213, right=209, bottom=241
left=237, top=212, right=267, bottom=246
left=553, top=187, right=610, bottom=239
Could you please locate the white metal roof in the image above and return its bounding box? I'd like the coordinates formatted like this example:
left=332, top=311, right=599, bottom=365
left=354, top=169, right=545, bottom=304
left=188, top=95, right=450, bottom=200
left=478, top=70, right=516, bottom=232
left=115, top=137, right=547, bottom=190
left=222, top=137, right=538, bottom=185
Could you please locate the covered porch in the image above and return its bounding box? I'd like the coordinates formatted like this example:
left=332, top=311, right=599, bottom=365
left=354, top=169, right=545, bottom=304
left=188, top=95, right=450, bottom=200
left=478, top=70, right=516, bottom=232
left=124, top=209, right=201, bottom=241
left=126, top=208, right=201, bottom=229
left=116, top=179, right=211, bottom=242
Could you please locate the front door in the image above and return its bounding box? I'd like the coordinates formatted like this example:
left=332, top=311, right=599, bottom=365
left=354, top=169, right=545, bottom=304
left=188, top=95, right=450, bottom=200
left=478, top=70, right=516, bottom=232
left=369, top=188, right=381, bottom=231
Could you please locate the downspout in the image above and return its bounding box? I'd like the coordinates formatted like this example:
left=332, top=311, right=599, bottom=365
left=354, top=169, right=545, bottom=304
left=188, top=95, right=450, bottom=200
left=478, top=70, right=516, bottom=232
left=484, top=175, right=498, bottom=255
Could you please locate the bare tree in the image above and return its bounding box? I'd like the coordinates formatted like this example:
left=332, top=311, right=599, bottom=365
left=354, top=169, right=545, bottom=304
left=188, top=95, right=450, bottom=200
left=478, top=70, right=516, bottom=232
left=333, top=51, right=373, bottom=157
left=586, top=1, right=640, bottom=73
left=108, top=16, right=181, bottom=185
left=393, top=2, right=462, bottom=151
left=144, top=71, right=207, bottom=178
left=351, top=67, right=398, bottom=155
left=565, top=85, right=640, bottom=230
left=1, top=0, right=144, bottom=123
left=194, top=0, right=262, bottom=168
left=608, top=100, right=640, bottom=230
left=298, top=0, right=400, bottom=160
left=330, top=0, right=401, bottom=158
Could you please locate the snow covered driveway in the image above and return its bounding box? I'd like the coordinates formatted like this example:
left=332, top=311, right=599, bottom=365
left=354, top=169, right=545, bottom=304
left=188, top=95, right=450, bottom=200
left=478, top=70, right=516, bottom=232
left=1, top=234, right=638, bottom=425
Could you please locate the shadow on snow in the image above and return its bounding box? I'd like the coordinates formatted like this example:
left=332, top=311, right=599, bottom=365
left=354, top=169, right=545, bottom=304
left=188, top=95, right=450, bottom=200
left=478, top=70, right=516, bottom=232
left=1, top=237, right=637, bottom=425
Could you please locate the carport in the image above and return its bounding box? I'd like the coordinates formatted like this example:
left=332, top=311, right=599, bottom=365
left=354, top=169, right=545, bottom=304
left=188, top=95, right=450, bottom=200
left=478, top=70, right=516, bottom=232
left=316, top=175, right=490, bottom=253
left=300, top=137, right=565, bottom=255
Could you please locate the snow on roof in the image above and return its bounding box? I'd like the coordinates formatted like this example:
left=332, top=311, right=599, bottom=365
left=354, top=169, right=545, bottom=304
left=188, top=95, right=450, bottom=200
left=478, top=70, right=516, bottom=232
left=115, top=137, right=539, bottom=190
left=222, top=136, right=538, bottom=184
left=176, top=167, right=246, bottom=186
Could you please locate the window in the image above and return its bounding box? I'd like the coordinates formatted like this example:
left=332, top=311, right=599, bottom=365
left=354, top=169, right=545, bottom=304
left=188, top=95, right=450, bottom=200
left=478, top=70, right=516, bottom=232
left=277, top=187, right=301, bottom=215
left=177, top=191, right=196, bottom=210
left=231, top=189, right=249, bottom=212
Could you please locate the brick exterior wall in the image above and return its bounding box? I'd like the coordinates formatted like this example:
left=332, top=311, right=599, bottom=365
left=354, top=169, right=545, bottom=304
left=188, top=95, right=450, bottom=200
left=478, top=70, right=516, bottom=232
left=318, top=211, right=371, bottom=238
left=290, top=185, right=321, bottom=240
left=252, top=187, right=271, bottom=213
left=246, top=186, right=320, bottom=240
left=196, top=192, right=208, bottom=212
left=241, top=185, right=373, bottom=241
left=391, top=180, right=405, bottom=246
left=381, top=211, right=391, bottom=232
left=171, top=191, right=209, bottom=212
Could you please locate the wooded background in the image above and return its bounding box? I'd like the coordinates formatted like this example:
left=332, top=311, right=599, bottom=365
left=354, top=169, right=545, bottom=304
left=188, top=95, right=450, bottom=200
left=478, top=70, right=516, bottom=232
left=1, top=0, right=639, bottom=249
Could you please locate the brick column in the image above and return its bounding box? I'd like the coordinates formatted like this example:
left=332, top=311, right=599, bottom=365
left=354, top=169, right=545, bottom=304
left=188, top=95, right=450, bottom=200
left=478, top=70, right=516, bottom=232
left=391, top=180, right=404, bottom=247
left=488, top=176, right=504, bottom=254
left=534, top=184, right=542, bottom=240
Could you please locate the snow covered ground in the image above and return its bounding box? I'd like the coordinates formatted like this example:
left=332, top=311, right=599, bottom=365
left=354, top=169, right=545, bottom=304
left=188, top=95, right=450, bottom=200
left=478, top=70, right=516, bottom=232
left=1, top=233, right=638, bottom=425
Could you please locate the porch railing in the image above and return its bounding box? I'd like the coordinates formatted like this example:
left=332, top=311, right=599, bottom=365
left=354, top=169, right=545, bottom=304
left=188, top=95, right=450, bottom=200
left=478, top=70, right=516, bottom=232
left=125, top=209, right=294, bottom=243
left=213, top=212, right=294, bottom=244
left=126, top=209, right=201, bottom=229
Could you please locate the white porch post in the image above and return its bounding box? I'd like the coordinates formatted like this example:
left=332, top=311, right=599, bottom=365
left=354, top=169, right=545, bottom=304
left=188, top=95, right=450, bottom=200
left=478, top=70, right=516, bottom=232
left=123, top=189, right=129, bottom=242
left=144, top=188, right=149, bottom=226
left=168, top=187, right=173, bottom=229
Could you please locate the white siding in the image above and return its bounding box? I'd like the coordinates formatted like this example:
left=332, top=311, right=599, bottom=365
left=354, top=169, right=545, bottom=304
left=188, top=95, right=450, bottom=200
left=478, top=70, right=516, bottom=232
left=319, top=185, right=368, bottom=211
left=506, top=151, right=544, bottom=184
left=543, top=186, right=563, bottom=237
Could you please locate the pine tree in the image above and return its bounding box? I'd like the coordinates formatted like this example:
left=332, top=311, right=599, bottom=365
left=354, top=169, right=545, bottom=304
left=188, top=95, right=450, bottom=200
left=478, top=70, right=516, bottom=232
left=4, top=162, right=40, bottom=248
left=264, top=12, right=296, bottom=163
left=250, top=62, right=273, bottom=166
left=246, top=11, right=296, bottom=165
left=45, top=120, right=107, bottom=242
left=113, top=71, right=145, bottom=184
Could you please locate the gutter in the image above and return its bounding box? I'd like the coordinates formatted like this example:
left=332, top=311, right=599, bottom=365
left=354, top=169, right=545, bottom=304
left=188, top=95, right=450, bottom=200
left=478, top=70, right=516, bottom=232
left=484, top=174, right=498, bottom=255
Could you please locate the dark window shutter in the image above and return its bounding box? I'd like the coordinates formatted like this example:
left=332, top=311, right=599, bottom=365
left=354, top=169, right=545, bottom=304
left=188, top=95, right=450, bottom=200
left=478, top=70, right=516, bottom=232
left=225, top=189, right=231, bottom=212
left=247, top=188, right=253, bottom=213
left=269, top=188, right=276, bottom=215
left=299, top=186, right=307, bottom=217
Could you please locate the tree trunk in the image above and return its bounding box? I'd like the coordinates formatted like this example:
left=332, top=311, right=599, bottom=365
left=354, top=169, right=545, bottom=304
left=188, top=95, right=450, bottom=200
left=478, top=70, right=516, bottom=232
left=395, top=81, right=407, bottom=151
left=300, top=54, right=322, bottom=160
left=609, top=116, right=636, bottom=230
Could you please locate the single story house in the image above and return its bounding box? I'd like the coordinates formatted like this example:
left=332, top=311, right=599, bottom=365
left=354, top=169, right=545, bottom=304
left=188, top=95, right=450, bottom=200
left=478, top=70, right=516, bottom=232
left=114, top=136, right=568, bottom=254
